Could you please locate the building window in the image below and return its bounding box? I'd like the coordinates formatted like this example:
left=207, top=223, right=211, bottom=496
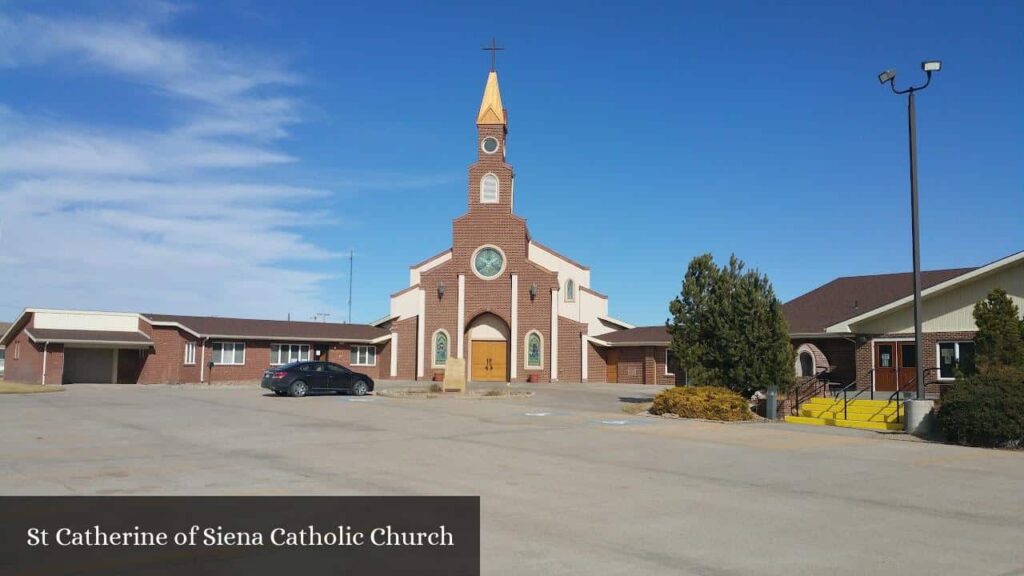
left=212, top=342, right=245, bottom=365
left=13, top=342, right=20, bottom=361
left=352, top=345, right=376, bottom=366
left=526, top=331, right=543, bottom=369
left=564, top=279, right=575, bottom=303
left=184, top=342, right=196, bottom=365
left=480, top=173, right=499, bottom=204
left=938, top=342, right=976, bottom=379
left=433, top=330, right=449, bottom=368
left=271, top=344, right=310, bottom=365
left=665, top=349, right=678, bottom=376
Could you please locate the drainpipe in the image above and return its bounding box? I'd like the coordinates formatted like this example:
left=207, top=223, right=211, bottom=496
left=41, top=342, right=48, bottom=385
left=199, top=337, right=207, bottom=383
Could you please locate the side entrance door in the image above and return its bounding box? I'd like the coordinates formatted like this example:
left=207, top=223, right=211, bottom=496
left=607, top=349, right=619, bottom=383
left=874, top=341, right=917, bottom=393
left=471, top=341, right=507, bottom=382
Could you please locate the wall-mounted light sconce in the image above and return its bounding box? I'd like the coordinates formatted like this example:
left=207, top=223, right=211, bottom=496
left=437, top=282, right=446, bottom=299
left=529, top=283, right=538, bottom=301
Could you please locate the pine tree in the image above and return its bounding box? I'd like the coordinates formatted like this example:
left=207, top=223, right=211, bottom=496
left=972, top=288, right=1024, bottom=375
left=667, top=254, right=794, bottom=395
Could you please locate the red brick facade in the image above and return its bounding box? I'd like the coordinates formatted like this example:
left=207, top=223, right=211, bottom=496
left=2, top=312, right=389, bottom=385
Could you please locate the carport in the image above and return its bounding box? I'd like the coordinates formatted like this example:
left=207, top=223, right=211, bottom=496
left=25, top=329, right=153, bottom=384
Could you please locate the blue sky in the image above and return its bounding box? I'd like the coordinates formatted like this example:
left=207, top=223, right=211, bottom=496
left=0, top=1, right=1020, bottom=325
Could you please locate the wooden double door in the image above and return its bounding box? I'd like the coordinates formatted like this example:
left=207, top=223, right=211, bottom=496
left=471, top=341, right=508, bottom=382
left=873, top=341, right=917, bottom=392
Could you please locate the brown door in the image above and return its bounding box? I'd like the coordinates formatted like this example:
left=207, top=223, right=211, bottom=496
left=875, top=341, right=917, bottom=392
left=874, top=342, right=897, bottom=392
left=896, top=342, right=917, bottom=392
left=607, top=349, right=619, bottom=383
left=471, top=341, right=507, bottom=382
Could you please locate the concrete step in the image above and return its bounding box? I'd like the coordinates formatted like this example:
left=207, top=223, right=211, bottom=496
left=785, top=415, right=904, bottom=431
left=800, top=409, right=901, bottom=423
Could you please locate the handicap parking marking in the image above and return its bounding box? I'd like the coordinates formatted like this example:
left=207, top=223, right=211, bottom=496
left=593, top=418, right=652, bottom=426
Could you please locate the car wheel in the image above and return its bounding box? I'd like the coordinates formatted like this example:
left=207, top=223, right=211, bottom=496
left=351, top=380, right=369, bottom=396
left=289, top=381, right=308, bottom=398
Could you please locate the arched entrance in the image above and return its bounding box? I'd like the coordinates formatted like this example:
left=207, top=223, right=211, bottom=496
left=794, top=343, right=829, bottom=378
left=466, top=312, right=510, bottom=382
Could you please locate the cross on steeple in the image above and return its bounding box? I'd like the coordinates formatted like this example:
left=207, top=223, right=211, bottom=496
left=482, top=38, right=504, bottom=72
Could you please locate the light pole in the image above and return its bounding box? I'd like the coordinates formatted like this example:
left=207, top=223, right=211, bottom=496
left=878, top=60, right=941, bottom=401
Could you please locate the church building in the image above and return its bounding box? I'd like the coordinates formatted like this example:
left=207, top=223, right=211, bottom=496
left=1, top=67, right=682, bottom=387
left=373, top=69, right=679, bottom=385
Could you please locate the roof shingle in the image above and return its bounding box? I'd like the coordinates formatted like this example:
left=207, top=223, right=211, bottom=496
left=782, top=267, right=975, bottom=334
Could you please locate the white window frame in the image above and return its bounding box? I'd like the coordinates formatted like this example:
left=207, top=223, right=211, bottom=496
left=432, top=330, right=450, bottom=369
left=184, top=341, right=196, bottom=365
left=524, top=331, right=544, bottom=370
left=564, top=279, right=575, bottom=303
left=665, top=348, right=676, bottom=376
left=936, top=341, right=975, bottom=381
left=270, top=343, right=310, bottom=366
left=352, top=345, right=376, bottom=367
left=212, top=342, right=245, bottom=366
left=480, top=173, right=499, bottom=204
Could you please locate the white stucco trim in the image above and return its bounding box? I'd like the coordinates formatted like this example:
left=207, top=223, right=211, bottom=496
left=390, top=333, right=398, bottom=377
left=457, top=274, right=466, bottom=358
left=598, top=315, right=634, bottom=329
left=510, top=274, right=518, bottom=379
left=581, top=333, right=589, bottom=382
left=550, top=288, right=558, bottom=381
left=826, top=250, right=1024, bottom=333
left=409, top=250, right=452, bottom=286
left=416, top=288, right=426, bottom=379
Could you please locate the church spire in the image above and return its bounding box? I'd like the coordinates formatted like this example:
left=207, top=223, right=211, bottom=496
left=476, top=70, right=506, bottom=126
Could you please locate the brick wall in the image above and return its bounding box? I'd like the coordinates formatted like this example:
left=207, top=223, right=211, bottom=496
left=394, top=317, right=418, bottom=380
left=852, top=331, right=977, bottom=396
left=791, top=337, right=858, bottom=385
left=588, top=341, right=607, bottom=382
left=557, top=317, right=585, bottom=382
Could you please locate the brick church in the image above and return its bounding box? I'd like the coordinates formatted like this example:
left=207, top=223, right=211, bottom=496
left=373, top=69, right=679, bottom=385
left=1, top=68, right=681, bottom=387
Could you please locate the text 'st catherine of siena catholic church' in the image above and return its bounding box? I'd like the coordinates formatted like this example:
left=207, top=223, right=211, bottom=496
left=372, top=68, right=681, bottom=385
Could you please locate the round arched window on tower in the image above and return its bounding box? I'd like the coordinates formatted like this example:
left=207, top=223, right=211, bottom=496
left=481, top=137, right=499, bottom=154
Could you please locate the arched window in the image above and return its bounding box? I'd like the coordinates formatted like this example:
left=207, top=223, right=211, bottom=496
left=480, top=174, right=499, bottom=204
left=433, top=330, right=450, bottom=367
left=526, top=331, right=543, bottom=369
left=799, top=351, right=814, bottom=377
left=564, top=279, right=575, bottom=302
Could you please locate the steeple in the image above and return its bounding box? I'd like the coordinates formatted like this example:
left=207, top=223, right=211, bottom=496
left=476, top=71, right=506, bottom=126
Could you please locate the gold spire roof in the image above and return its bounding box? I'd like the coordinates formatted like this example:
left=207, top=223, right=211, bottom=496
left=476, top=71, right=506, bottom=125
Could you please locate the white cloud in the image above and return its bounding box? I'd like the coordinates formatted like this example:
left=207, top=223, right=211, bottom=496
left=0, top=6, right=340, bottom=319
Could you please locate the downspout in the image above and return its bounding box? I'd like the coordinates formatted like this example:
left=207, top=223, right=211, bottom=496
left=41, top=342, right=48, bottom=385
left=199, top=337, right=207, bottom=383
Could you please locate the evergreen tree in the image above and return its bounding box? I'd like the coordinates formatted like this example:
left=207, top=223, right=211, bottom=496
left=667, top=254, right=794, bottom=395
left=972, top=288, right=1024, bottom=375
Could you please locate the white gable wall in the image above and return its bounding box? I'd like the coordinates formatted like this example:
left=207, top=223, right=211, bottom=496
left=851, top=261, right=1024, bottom=334
left=32, top=310, right=139, bottom=332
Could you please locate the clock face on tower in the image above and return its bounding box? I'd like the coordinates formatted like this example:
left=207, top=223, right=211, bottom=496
left=473, top=246, right=505, bottom=279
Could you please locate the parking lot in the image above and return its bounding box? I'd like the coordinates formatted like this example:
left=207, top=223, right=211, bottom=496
left=2, top=382, right=1023, bottom=575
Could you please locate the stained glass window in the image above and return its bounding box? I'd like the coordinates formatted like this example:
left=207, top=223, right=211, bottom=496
left=527, top=333, right=542, bottom=368
left=434, top=332, right=449, bottom=366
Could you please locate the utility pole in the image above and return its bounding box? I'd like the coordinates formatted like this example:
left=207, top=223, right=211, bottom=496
left=348, top=249, right=354, bottom=324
